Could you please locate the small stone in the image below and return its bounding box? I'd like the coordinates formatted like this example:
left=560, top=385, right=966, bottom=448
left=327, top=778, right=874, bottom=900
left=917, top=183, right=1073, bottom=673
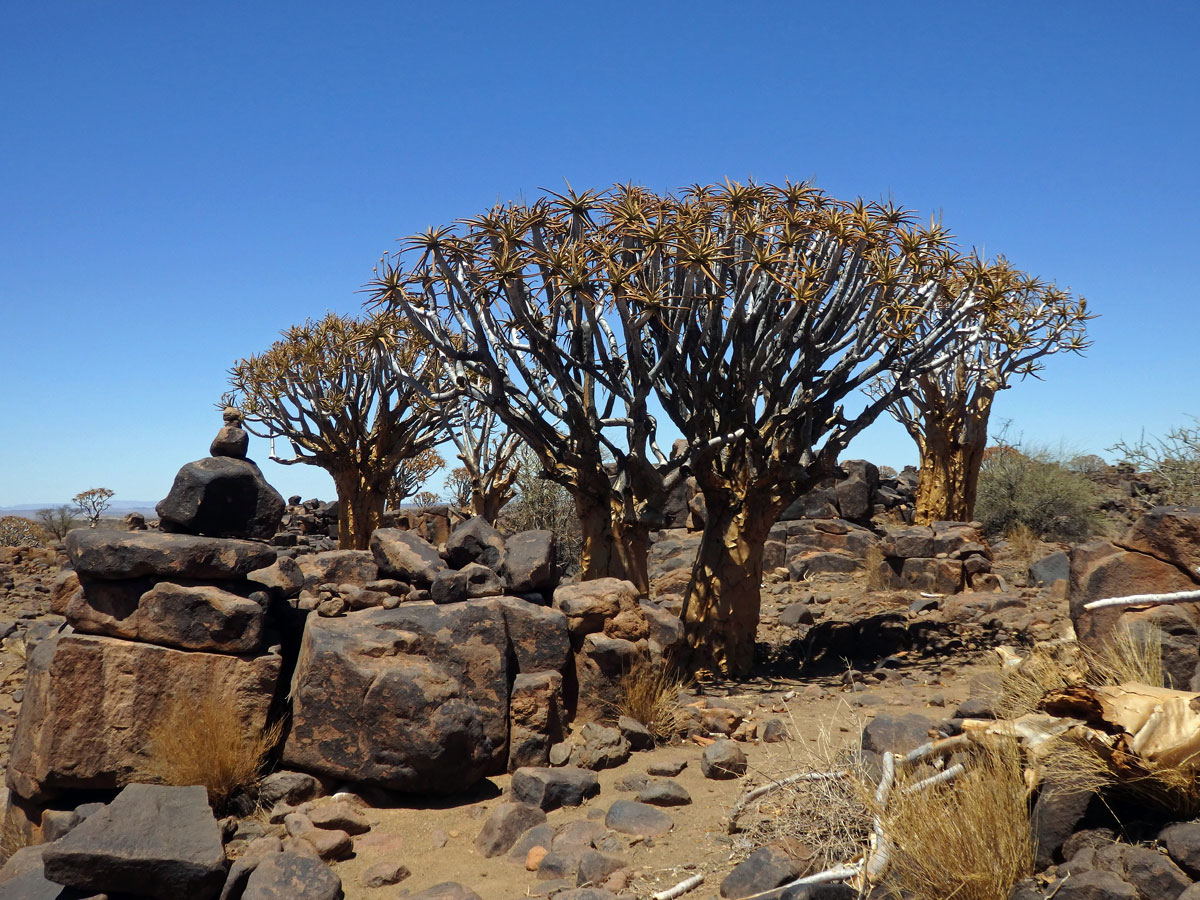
left=617, top=716, right=655, bottom=751
left=526, top=845, right=549, bottom=871
left=646, top=758, right=687, bottom=777
left=361, top=860, right=411, bottom=888
left=242, top=850, right=343, bottom=900
left=604, top=800, right=674, bottom=837
left=636, top=779, right=692, bottom=807
left=701, top=740, right=748, bottom=779
left=511, top=767, right=600, bottom=811
left=761, top=719, right=790, bottom=742
left=577, top=850, right=627, bottom=887
left=614, top=772, right=649, bottom=793
left=308, top=800, right=370, bottom=835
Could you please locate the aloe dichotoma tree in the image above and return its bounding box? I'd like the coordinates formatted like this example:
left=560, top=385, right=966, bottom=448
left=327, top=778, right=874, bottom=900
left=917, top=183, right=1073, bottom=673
left=873, top=257, right=1092, bottom=524
left=365, top=190, right=688, bottom=592
left=225, top=311, right=444, bottom=550
left=601, top=181, right=990, bottom=674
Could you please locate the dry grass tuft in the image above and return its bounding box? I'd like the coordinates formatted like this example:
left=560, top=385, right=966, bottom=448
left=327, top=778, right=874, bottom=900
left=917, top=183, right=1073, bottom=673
left=996, top=641, right=1084, bottom=719
left=879, top=740, right=1033, bottom=900
left=0, top=813, right=30, bottom=866
left=1085, top=621, right=1167, bottom=688
left=145, top=693, right=283, bottom=815
left=864, top=545, right=891, bottom=592
left=612, top=658, right=689, bottom=743
left=1003, top=523, right=1040, bottom=564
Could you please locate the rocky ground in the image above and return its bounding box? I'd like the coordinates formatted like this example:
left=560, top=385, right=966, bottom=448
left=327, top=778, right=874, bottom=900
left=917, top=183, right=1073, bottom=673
left=0, top=534, right=1070, bottom=899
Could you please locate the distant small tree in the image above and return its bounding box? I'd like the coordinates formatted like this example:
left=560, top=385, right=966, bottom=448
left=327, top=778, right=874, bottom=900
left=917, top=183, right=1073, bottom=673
left=441, top=397, right=520, bottom=524
left=445, top=466, right=474, bottom=510
left=387, top=448, right=445, bottom=510
left=412, top=490, right=442, bottom=510
left=73, top=488, right=115, bottom=527
left=36, top=506, right=80, bottom=540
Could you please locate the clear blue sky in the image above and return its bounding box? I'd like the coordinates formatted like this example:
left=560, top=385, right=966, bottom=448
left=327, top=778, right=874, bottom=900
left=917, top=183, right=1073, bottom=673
left=2, top=2, right=1197, bottom=507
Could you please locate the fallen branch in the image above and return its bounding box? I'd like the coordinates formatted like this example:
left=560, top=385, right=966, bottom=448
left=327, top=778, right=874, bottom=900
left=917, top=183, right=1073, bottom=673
left=1084, top=589, right=1200, bottom=611
left=651, top=873, right=704, bottom=900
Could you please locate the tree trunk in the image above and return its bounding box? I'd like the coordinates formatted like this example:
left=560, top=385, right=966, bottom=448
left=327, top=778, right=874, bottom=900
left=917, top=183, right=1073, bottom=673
left=574, top=485, right=651, bottom=594
left=682, top=490, right=774, bottom=677
left=913, top=404, right=993, bottom=525
left=331, top=469, right=387, bottom=550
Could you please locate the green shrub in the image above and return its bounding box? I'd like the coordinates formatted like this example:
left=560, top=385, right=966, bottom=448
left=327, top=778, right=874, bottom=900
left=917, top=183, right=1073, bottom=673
left=498, top=448, right=582, bottom=575
left=975, top=443, right=1101, bottom=541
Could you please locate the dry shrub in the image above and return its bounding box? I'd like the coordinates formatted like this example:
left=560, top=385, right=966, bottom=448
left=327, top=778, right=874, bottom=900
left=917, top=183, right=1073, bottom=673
left=864, top=545, right=891, bottom=592
left=737, top=709, right=874, bottom=873
left=612, top=658, right=689, bottom=742
left=1085, top=621, right=1166, bottom=688
left=0, top=812, right=30, bottom=866
left=879, top=740, right=1033, bottom=900
left=145, top=693, right=283, bottom=815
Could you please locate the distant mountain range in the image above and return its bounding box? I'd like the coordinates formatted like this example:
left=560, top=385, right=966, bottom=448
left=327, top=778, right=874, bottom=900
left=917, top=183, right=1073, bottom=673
left=0, top=501, right=160, bottom=519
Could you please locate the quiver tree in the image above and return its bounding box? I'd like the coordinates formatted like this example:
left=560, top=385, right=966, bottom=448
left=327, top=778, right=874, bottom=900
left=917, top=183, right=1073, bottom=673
left=441, top=395, right=521, bottom=524
left=872, top=257, right=1092, bottom=524
left=73, top=488, right=114, bottom=527
left=387, top=447, right=445, bottom=510
left=224, top=311, right=444, bottom=550
left=605, top=181, right=990, bottom=675
left=366, top=189, right=688, bottom=592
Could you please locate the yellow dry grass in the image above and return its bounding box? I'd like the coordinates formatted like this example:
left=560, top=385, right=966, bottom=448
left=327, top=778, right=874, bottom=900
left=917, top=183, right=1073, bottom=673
left=863, top=545, right=891, bottom=592
left=1085, top=621, right=1167, bottom=688
left=1004, top=523, right=1040, bottom=564
left=144, top=693, right=283, bottom=814
left=612, top=658, right=689, bottom=743
left=878, top=740, right=1034, bottom=900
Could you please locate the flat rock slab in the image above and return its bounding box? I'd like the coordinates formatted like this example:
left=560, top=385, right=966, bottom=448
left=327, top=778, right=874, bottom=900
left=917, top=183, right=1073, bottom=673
left=636, top=779, right=692, bottom=806
left=283, top=601, right=509, bottom=793
left=242, top=850, right=343, bottom=900
left=511, top=766, right=599, bottom=811
left=369, top=528, right=445, bottom=586
left=604, top=800, right=673, bottom=837
left=67, top=579, right=264, bottom=653
left=7, top=632, right=280, bottom=801
left=42, top=784, right=226, bottom=900
left=66, top=530, right=276, bottom=581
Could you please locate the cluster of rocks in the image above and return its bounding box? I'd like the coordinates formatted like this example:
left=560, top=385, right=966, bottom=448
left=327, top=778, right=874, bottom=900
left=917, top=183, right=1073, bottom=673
left=0, top=782, right=347, bottom=899
left=268, top=496, right=339, bottom=552
left=2, top=421, right=690, bottom=881
left=661, top=459, right=918, bottom=532
left=651, top=518, right=997, bottom=609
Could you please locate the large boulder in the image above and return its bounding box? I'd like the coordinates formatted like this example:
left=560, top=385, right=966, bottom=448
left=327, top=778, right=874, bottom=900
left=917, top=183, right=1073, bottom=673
left=64, top=580, right=265, bottom=653
left=66, top=530, right=276, bottom=581
left=157, top=456, right=284, bottom=540
left=295, top=550, right=377, bottom=591
left=444, top=517, right=507, bottom=571
left=283, top=601, right=509, bottom=792
left=502, top=530, right=558, bottom=593
left=7, top=633, right=281, bottom=802
left=1069, top=540, right=1200, bottom=653
left=42, top=784, right=227, bottom=900
left=498, top=597, right=570, bottom=674
left=1118, top=506, right=1200, bottom=573
left=370, top=528, right=446, bottom=586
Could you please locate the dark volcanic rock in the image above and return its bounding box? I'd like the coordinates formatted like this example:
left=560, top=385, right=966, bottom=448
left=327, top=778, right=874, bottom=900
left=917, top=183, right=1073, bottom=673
left=66, top=530, right=276, bottom=581
left=502, top=530, right=558, bottom=593
left=604, top=800, right=673, bottom=836
left=475, top=802, right=546, bottom=857
left=283, top=601, right=509, bottom=792
left=511, top=766, right=599, bottom=811
left=445, top=517, right=507, bottom=570
left=499, top=597, right=570, bottom=674
left=508, top=671, right=565, bottom=771
left=66, top=579, right=264, bottom=653
left=42, top=784, right=227, bottom=900
left=242, top=850, right=343, bottom=900
left=157, top=456, right=285, bottom=540
left=369, top=528, right=446, bottom=586
left=720, top=846, right=803, bottom=899
left=701, top=740, right=747, bottom=779
left=431, top=563, right=504, bottom=604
